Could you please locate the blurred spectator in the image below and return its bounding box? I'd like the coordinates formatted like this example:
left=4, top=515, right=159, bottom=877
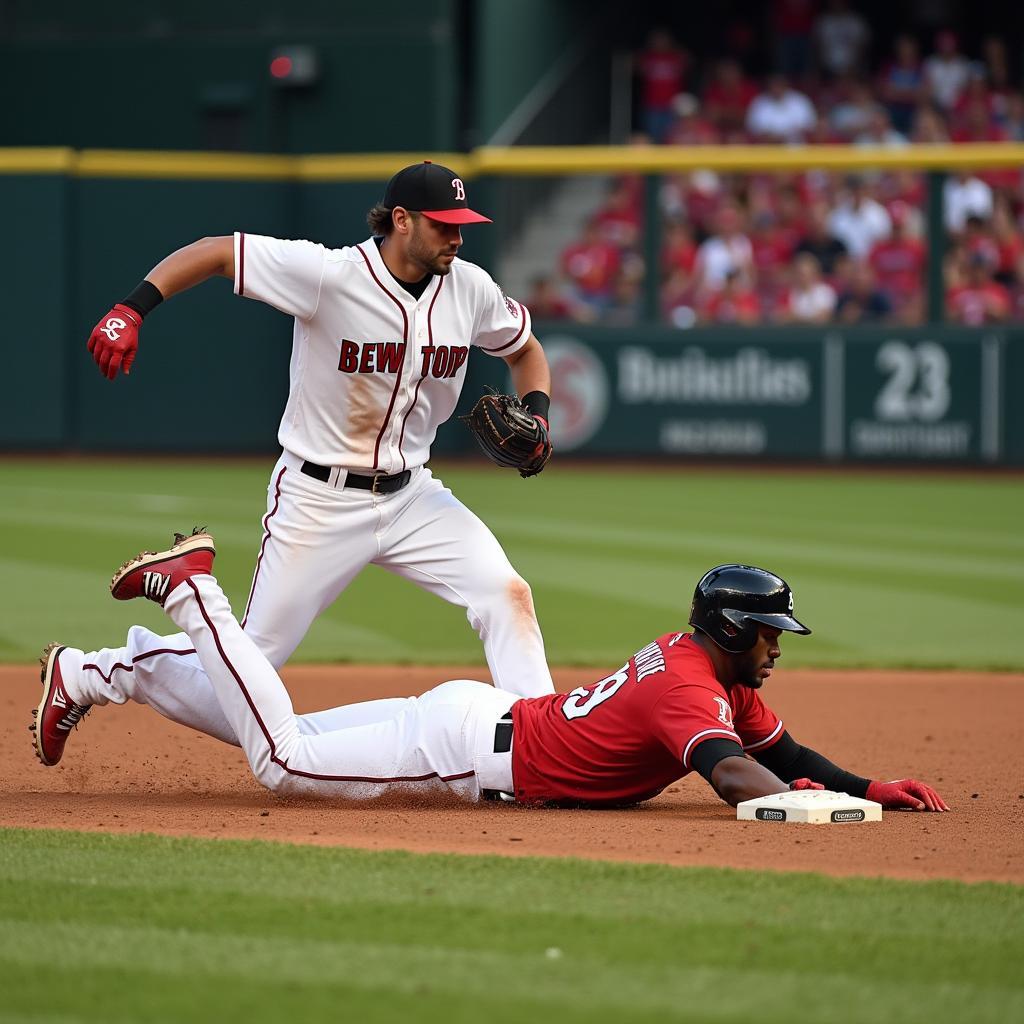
left=923, top=29, right=971, bottom=112
left=990, top=199, right=1024, bottom=285
left=774, top=182, right=810, bottom=249
left=910, top=102, right=951, bottom=142
left=877, top=168, right=926, bottom=210
left=604, top=273, right=643, bottom=327
left=525, top=274, right=590, bottom=323
left=778, top=253, right=837, bottom=324
left=1003, top=92, right=1024, bottom=141
left=635, top=28, right=690, bottom=143
left=814, top=0, right=870, bottom=78
left=827, top=77, right=880, bottom=139
left=981, top=36, right=1013, bottom=121
left=746, top=74, right=817, bottom=143
left=795, top=200, right=849, bottom=277
left=663, top=266, right=699, bottom=328
left=560, top=220, right=622, bottom=312
left=702, top=58, right=758, bottom=141
left=951, top=70, right=1008, bottom=141
left=944, top=173, right=993, bottom=234
left=868, top=202, right=925, bottom=316
left=828, top=175, right=892, bottom=259
left=661, top=219, right=698, bottom=280
left=835, top=262, right=894, bottom=323
left=855, top=105, right=908, bottom=148
left=749, top=209, right=795, bottom=310
left=877, top=35, right=925, bottom=135
left=772, top=0, right=817, bottom=80
left=593, top=179, right=642, bottom=250
left=694, top=202, right=755, bottom=292
left=700, top=269, right=760, bottom=324
left=961, top=214, right=1000, bottom=268
left=665, top=93, right=719, bottom=145
left=947, top=251, right=1010, bottom=324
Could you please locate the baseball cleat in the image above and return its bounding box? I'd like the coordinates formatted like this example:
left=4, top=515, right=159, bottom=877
left=31, top=642, right=91, bottom=767
left=110, top=528, right=216, bottom=605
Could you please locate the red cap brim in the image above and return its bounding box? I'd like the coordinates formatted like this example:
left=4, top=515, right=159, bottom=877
left=421, top=209, right=493, bottom=224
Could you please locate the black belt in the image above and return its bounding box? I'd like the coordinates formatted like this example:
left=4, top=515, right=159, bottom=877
left=301, top=460, right=412, bottom=494
left=493, top=711, right=513, bottom=753
left=482, top=712, right=514, bottom=802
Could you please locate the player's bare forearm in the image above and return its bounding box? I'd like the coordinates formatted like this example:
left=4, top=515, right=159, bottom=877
left=146, top=236, right=235, bottom=300
left=504, top=334, right=550, bottom=398
left=710, top=756, right=789, bottom=807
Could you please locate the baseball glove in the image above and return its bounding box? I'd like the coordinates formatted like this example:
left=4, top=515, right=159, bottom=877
left=461, top=392, right=552, bottom=478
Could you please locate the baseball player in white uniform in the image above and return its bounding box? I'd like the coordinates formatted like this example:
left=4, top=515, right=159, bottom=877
left=74, top=163, right=554, bottom=749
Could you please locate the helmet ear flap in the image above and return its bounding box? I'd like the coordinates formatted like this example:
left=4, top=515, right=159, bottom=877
left=720, top=609, right=759, bottom=652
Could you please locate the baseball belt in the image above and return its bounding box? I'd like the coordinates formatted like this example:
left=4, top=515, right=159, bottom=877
left=482, top=711, right=514, bottom=802
left=301, top=460, right=412, bottom=494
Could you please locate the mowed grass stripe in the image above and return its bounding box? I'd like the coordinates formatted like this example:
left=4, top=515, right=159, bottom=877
left=0, top=924, right=1019, bottom=1024
left=1, top=460, right=1021, bottom=667
left=0, top=830, right=1022, bottom=1024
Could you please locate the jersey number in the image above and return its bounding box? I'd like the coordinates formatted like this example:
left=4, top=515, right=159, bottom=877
left=561, top=664, right=630, bottom=721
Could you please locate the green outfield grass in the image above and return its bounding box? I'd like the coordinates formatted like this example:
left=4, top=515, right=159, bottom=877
left=0, top=828, right=1020, bottom=1024
left=1, top=458, right=1021, bottom=668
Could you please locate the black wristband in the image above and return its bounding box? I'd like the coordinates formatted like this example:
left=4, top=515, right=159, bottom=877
left=522, top=391, right=550, bottom=422
left=753, top=731, right=871, bottom=798
left=120, top=280, right=164, bottom=320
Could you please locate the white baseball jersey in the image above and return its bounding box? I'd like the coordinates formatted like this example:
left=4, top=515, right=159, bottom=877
left=233, top=232, right=532, bottom=473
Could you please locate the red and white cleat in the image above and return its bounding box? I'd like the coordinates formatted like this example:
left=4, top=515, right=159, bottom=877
left=31, top=643, right=91, bottom=767
left=110, top=529, right=216, bottom=606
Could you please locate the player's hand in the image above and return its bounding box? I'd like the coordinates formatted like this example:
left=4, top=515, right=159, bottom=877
left=87, top=304, right=141, bottom=380
left=789, top=778, right=825, bottom=791
left=521, top=415, right=553, bottom=479
left=866, top=778, right=950, bottom=812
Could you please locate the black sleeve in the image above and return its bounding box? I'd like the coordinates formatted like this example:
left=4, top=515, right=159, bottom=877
left=752, top=730, right=871, bottom=798
left=689, top=737, right=747, bottom=784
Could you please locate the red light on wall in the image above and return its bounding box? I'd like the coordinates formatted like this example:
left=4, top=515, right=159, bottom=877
left=268, top=46, right=320, bottom=88
left=270, top=56, right=293, bottom=79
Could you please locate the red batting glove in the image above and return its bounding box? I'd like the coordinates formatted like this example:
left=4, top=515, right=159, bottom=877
left=866, top=779, right=950, bottom=812
left=87, top=304, right=141, bottom=380
left=789, top=778, right=826, bottom=791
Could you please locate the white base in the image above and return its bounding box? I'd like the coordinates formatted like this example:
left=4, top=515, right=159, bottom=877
left=737, top=790, right=882, bottom=824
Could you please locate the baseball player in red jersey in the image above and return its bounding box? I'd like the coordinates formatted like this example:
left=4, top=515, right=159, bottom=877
left=79, top=162, right=555, bottom=716
left=33, top=534, right=949, bottom=814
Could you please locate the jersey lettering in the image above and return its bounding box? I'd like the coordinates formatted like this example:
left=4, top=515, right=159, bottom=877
left=633, top=641, right=666, bottom=682
left=561, top=663, right=630, bottom=721
left=419, top=344, right=470, bottom=379
left=338, top=340, right=406, bottom=374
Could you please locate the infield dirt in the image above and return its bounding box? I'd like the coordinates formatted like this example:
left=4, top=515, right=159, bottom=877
left=3, top=665, right=1021, bottom=883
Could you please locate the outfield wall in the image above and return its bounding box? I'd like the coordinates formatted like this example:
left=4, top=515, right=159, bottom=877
left=2, top=159, right=1021, bottom=464
left=526, top=325, right=1017, bottom=464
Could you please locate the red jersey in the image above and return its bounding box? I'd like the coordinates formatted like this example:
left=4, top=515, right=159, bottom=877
left=510, top=633, right=784, bottom=805
left=637, top=50, right=687, bottom=109
left=947, top=282, right=1010, bottom=325
left=560, top=240, right=621, bottom=298
left=869, top=237, right=925, bottom=298
left=702, top=288, right=760, bottom=324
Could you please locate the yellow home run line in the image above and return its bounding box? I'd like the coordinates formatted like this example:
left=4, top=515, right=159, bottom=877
left=2, top=143, right=1023, bottom=180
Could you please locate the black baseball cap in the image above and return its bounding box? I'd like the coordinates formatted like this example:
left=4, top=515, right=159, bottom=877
left=381, top=161, right=492, bottom=225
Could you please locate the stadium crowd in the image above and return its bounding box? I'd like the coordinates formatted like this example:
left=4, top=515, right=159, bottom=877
left=529, top=7, right=1024, bottom=328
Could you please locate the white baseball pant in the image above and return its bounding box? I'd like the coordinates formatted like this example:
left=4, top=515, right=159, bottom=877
left=59, top=574, right=519, bottom=801
left=66, top=455, right=553, bottom=725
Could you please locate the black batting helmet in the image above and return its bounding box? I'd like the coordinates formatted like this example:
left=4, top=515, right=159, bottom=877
left=689, top=564, right=811, bottom=653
